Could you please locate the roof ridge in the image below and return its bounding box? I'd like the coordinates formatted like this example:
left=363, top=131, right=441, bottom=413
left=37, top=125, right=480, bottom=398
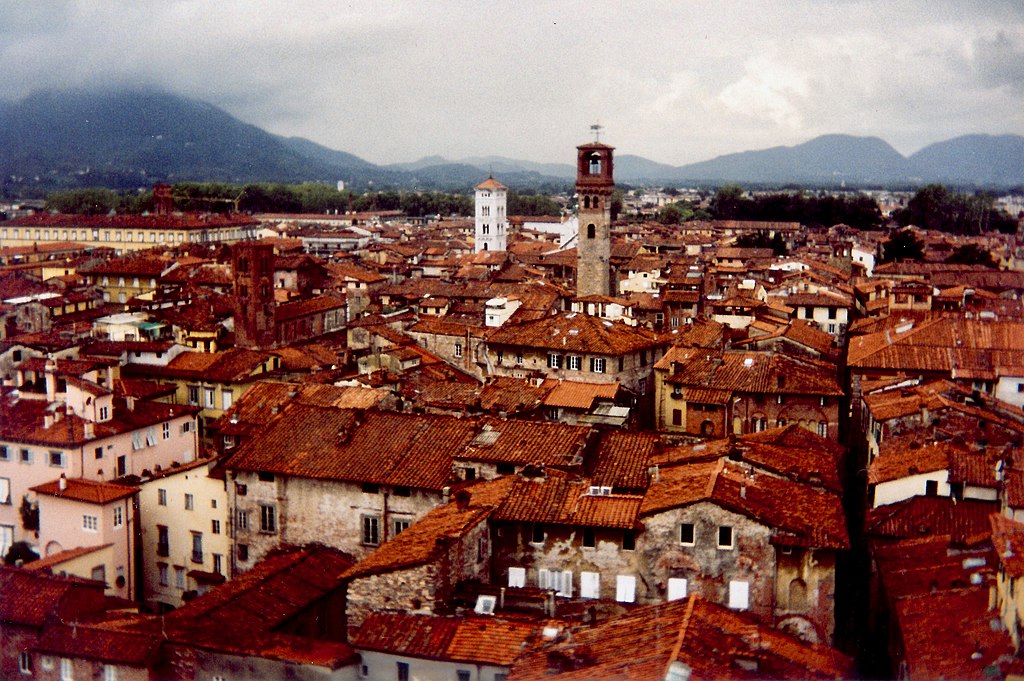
left=664, top=596, right=697, bottom=678
left=706, top=459, right=725, bottom=498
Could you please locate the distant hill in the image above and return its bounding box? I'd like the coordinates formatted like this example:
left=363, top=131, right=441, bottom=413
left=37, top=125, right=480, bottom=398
left=907, top=135, right=1024, bottom=187
left=0, top=88, right=1020, bottom=198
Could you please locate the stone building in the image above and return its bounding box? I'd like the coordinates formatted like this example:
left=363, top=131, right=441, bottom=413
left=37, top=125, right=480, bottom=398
left=475, top=177, right=508, bottom=254
left=575, top=140, right=614, bottom=298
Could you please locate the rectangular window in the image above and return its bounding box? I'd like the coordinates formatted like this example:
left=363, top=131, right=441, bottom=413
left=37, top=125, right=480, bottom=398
left=457, top=671, right=471, bottom=681
left=582, top=527, right=595, bottom=548
left=131, top=432, right=144, bottom=451
left=20, top=651, right=32, bottom=674
left=187, top=385, right=200, bottom=405
left=729, top=580, right=750, bottom=609
left=580, top=571, right=600, bottom=599
left=174, top=566, right=185, bottom=589
left=680, top=523, right=695, bottom=546
left=184, top=494, right=194, bottom=510
left=95, top=446, right=103, bottom=460
left=162, top=422, right=170, bottom=439
left=615, top=575, right=636, bottom=603
left=236, top=510, right=249, bottom=530
left=191, top=532, right=203, bottom=563
left=60, top=657, right=73, bottom=681
left=590, top=357, right=606, bottom=373
left=157, top=525, right=169, bottom=556
left=20, top=448, right=32, bottom=464
left=157, top=489, right=167, bottom=505
left=221, top=390, right=233, bottom=410
left=99, top=406, right=109, bottom=420
left=718, top=526, right=734, bottom=549
left=237, top=544, right=249, bottom=562
left=361, top=515, right=380, bottom=545
left=259, top=504, right=277, bottom=533
left=668, top=577, right=688, bottom=601
left=0, top=445, right=8, bottom=461
left=672, top=408, right=682, bottom=426
left=83, top=515, right=98, bottom=531
left=548, top=353, right=562, bottom=369
left=213, top=553, right=223, bottom=575
left=144, top=427, right=157, bottom=447
left=211, top=519, right=221, bottom=534
left=454, top=343, right=463, bottom=358
left=158, top=563, right=168, bottom=586
left=103, top=664, right=117, bottom=681
left=112, top=507, right=123, bottom=528
left=567, top=355, right=581, bottom=371
left=0, top=478, right=10, bottom=505
left=393, top=518, right=410, bottom=536
left=622, top=530, right=635, bottom=551
left=397, top=662, right=410, bottom=681
left=531, top=524, right=545, bottom=544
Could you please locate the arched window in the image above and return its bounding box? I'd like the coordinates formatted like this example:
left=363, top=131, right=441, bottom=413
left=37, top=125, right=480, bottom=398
left=700, top=420, right=715, bottom=436
left=583, top=196, right=591, bottom=209
left=588, top=153, right=602, bottom=174
left=587, top=224, right=596, bottom=239
left=788, top=578, right=807, bottom=610
left=483, top=243, right=488, bottom=251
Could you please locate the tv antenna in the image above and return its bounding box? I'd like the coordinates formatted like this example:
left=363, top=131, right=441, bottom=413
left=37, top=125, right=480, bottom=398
left=590, top=123, right=603, bottom=142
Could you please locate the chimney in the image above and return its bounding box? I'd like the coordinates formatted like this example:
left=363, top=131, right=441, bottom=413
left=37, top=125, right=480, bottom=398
left=442, top=486, right=451, bottom=504
left=454, top=489, right=471, bottom=510
left=58, top=474, right=67, bottom=491
left=44, top=360, right=57, bottom=402
left=44, top=414, right=54, bottom=429
left=84, top=421, right=95, bottom=439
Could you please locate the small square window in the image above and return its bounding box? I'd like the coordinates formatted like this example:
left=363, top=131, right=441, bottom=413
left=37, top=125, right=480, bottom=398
left=237, top=544, right=249, bottom=562
left=718, top=526, right=734, bottom=549
left=680, top=523, right=695, bottom=546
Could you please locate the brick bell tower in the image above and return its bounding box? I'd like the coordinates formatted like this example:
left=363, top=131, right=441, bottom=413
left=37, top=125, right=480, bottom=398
left=575, top=128, right=614, bottom=298
left=232, top=241, right=276, bottom=349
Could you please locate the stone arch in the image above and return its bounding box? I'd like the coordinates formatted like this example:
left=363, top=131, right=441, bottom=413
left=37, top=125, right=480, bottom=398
left=45, top=540, right=63, bottom=557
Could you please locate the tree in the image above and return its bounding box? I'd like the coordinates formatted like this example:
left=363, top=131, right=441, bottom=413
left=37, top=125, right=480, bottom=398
left=946, top=243, right=997, bottom=267
left=656, top=203, right=683, bottom=225
left=709, top=184, right=746, bottom=220
left=4, top=541, right=39, bottom=566
left=881, top=229, right=926, bottom=263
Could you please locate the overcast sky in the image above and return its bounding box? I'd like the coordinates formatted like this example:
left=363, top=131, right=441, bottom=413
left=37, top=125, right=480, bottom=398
left=2, top=1, right=1022, bottom=166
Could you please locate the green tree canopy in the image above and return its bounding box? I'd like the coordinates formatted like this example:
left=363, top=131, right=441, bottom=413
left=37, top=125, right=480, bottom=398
left=881, top=228, right=926, bottom=263
left=945, top=243, right=997, bottom=267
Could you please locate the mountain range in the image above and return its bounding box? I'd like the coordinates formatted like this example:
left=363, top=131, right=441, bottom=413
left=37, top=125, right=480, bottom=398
left=1, top=89, right=1021, bottom=198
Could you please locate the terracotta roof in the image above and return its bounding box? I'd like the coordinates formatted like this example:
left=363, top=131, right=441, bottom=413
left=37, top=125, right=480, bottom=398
left=641, top=460, right=848, bottom=549
left=589, top=430, right=660, bottom=491
left=8, top=212, right=258, bottom=230
left=990, top=513, right=1024, bottom=578
left=864, top=496, right=997, bottom=545
left=894, top=587, right=1013, bottom=681
left=663, top=349, right=843, bottom=396
left=226, top=406, right=478, bottom=489
left=655, top=426, right=844, bottom=493
left=32, top=478, right=139, bottom=504
left=475, top=176, right=508, bottom=191
left=343, top=477, right=515, bottom=579
left=508, top=596, right=852, bottom=681
left=24, top=545, right=113, bottom=572
left=135, top=347, right=271, bottom=383
left=352, top=613, right=536, bottom=666
left=0, top=566, right=107, bottom=628
left=493, top=470, right=642, bottom=530
left=461, top=418, right=591, bottom=467
left=35, top=623, right=160, bottom=666
left=542, top=380, right=618, bottom=409
left=275, top=293, right=346, bottom=322
left=164, top=545, right=353, bottom=635
left=486, top=312, right=665, bottom=355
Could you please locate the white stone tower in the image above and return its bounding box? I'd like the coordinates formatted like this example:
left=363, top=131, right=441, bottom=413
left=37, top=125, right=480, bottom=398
left=474, top=176, right=508, bottom=253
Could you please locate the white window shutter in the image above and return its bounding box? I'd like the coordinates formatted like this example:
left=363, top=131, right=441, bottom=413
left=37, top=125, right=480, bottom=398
left=729, top=580, right=749, bottom=609
left=616, top=575, right=636, bottom=603
left=581, top=571, right=600, bottom=599
left=538, top=568, right=552, bottom=590
left=667, top=577, right=688, bottom=601
left=559, top=570, right=573, bottom=598
left=508, top=567, right=526, bottom=588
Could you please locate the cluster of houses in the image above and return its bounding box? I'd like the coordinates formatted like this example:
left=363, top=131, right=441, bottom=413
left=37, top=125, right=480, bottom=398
left=2, top=144, right=1024, bottom=679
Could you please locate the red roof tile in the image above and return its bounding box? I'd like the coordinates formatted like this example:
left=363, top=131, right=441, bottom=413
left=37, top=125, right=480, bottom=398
left=32, top=478, right=138, bottom=504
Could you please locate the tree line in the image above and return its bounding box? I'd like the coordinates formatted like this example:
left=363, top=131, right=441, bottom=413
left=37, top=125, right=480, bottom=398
left=41, top=183, right=561, bottom=218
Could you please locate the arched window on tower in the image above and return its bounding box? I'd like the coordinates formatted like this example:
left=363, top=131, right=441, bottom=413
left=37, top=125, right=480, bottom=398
left=587, top=224, right=596, bottom=239
left=588, top=153, right=602, bottom=174
left=583, top=196, right=590, bottom=209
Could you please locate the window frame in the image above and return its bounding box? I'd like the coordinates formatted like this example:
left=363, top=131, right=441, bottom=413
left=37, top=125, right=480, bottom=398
left=717, top=525, right=734, bottom=550
left=679, top=523, right=695, bottom=546
left=361, top=514, right=380, bottom=546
